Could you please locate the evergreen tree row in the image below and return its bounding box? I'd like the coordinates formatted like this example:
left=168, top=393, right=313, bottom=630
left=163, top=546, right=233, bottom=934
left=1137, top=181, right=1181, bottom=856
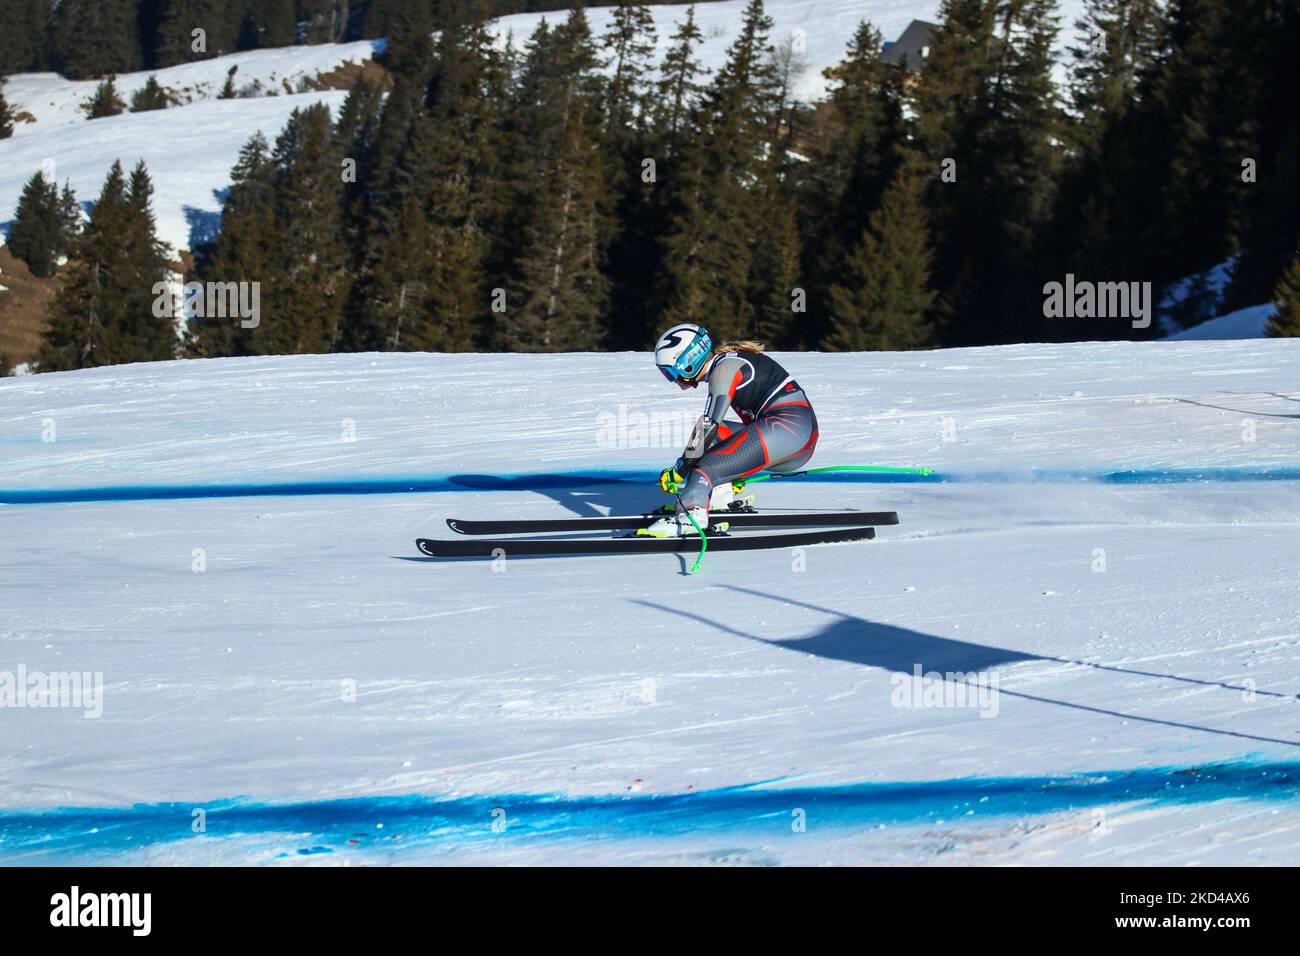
left=17, top=0, right=1300, bottom=372
left=0, top=0, right=699, bottom=79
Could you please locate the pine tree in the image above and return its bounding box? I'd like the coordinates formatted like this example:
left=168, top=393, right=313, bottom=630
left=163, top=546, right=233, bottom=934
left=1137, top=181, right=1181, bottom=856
left=257, top=104, right=349, bottom=353
left=656, top=0, right=784, bottom=341
left=602, top=0, right=658, bottom=136
left=826, top=162, right=936, bottom=351
left=0, top=0, right=52, bottom=75
left=0, top=82, right=14, bottom=139
left=334, top=76, right=387, bottom=259
left=50, top=0, right=142, bottom=78
left=130, top=75, right=174, bottom=112
left=138, top=0, right=169, bottom=68
left=1066, top=0, right=1163, bottom=143
left=82, top=77, right=126, bottom=118
left=257, top=0, right=298, bottom=48
left=8, top=173, right=68, bottom=278
left=59, top=182, right=83, bottom=246
left=218, top=67, right=238, bottom=99
left=1265, top=249, right=1300, bottom=336
left=1224, top=0, right=1300, bottom=311
left=747, top=24, right=806, bottom=349
left=600, top=0, right=664, bottom=350
left=801, top=21, right=906, bottom=345
left=360, top=0, right=436, bottom=219
left=652, top=5, right=707, bottom=157
left=1046, top=0, right=1164, bottom=340
left=507, top=96, right=611, bottom=350
left=911, top=0, right=1063, bottom=344
left=1143, top=0, right=1271, bottom=309
left=37, top=163, right=135, bottom=371
left=120, top=162, right=176, bottom=361
left=750, top=185, right=803, bottom=347
left=501, top=10, right=612, bottom=350
left=157, top=0, right=241, bottom=66
left=188, top=133, right=276, bottom=357
left=300, top=0, right=349, bottom=44
left=415, top=8, right=511, bottom=351
left=342, top=0, right=457, bottom=356
left=376, top=0, right=436, bottom=76
left=362, top=0, right=433, bottom=45
left=345, top=113, right=439, bottom=351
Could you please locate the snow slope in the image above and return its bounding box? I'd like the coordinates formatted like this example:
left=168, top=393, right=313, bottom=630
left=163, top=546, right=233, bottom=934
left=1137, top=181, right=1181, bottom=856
left=0, top=91, right=352, bottom=257
left=1, top=40, right=382, bottom=136
left=1166, top=303, right=1276, bottom=341
left=0, top=0, right=1089, bottom=255
left=1, top=341, right=1298, bottom=865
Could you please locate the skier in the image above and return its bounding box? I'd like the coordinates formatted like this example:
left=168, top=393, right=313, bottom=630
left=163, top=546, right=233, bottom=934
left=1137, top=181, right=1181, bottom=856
left=642, top=323, right=819, bottom=537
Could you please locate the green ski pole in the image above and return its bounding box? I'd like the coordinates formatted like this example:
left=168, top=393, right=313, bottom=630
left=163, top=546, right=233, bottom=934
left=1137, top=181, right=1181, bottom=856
left=744, top=464, right=934, bottom=483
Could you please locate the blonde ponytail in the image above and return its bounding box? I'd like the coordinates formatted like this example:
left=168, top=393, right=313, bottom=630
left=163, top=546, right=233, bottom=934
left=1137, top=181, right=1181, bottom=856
left=712, top=340, right=765, bottom=356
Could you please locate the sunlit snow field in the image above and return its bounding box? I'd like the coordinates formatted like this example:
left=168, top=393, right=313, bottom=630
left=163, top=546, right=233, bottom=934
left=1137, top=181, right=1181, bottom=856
left=1, top=342, right=1298, bottom=864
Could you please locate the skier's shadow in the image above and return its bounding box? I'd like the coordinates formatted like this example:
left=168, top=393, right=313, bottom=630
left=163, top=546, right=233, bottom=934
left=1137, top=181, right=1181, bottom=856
left=630, top=586, right=1300, bottom=748
left=1174, top=397, right=1300, bottom=419
left=446, top=473, right=654, bottom=518
left=631, top=596, right=1039, bottom=673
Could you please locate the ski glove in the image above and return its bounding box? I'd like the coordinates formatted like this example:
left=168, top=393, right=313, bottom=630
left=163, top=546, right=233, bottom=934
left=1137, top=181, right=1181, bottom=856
left=659, top=466, right=686, bottom=495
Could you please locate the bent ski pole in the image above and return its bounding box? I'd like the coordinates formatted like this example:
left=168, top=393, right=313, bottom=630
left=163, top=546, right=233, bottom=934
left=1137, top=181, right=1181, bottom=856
left=678, top=493, right=708, bottom=573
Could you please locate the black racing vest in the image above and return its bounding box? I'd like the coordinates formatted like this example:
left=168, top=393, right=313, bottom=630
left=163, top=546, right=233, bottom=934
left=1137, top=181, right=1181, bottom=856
left=716, top=351, right=802, bottom=421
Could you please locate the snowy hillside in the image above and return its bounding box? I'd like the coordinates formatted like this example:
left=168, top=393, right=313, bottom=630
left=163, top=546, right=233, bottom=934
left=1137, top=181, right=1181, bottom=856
left=1166, top=303, right=1277, bottom=341
left=1, top=341, right=1298, bottom=864
left=0, top=92, right=353, bottom=258
left=1, top=40, right=383, bottom=135
left=0, top=0, right=1089, bottom=255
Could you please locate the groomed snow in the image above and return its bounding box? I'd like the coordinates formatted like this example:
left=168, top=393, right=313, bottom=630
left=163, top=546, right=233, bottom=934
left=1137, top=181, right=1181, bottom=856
left=1, top=340, right=1298, bottom=864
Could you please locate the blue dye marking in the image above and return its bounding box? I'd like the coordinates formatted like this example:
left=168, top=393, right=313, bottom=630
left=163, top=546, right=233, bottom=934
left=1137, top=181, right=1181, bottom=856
left=1, top=761, right=1296, bottom=861
left=2, top=465, right=1297, bottom=506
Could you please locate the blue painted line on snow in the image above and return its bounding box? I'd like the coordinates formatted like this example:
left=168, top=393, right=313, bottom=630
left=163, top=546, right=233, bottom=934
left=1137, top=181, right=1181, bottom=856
left=1, top=760, right=1296, bottom=861
left=2, top=465, right=1299, bottom=505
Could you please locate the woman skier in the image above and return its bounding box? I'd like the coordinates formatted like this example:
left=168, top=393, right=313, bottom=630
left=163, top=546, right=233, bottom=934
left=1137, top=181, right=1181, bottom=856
left=642, top=323, right=819, bottom=537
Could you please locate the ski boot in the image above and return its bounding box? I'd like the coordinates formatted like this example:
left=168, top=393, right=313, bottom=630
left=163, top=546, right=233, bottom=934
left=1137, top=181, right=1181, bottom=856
left=648, top=480, right=755, bottom=519
left=716, top=479, right=757, bottom=513
left=637, top=506, right=727, bottom=538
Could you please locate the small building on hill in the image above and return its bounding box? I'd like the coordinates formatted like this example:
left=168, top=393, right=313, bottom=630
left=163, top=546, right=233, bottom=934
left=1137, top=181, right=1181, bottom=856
left=882, top=20, right=939, bottom=72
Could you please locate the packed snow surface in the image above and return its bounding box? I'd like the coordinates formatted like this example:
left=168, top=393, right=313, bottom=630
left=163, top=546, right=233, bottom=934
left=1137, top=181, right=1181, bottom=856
left=1, top=340, right=1298, bottom=864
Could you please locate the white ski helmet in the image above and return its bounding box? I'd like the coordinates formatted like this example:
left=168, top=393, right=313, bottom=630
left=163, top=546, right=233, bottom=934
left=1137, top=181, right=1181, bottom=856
left=654, top=323, right=713, bottom=382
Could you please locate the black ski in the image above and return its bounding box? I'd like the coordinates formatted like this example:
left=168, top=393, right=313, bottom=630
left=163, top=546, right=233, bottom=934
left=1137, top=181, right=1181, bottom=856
left=416, top=525, right=876, bottom=557
left=445, top=510, right=898, bottom=535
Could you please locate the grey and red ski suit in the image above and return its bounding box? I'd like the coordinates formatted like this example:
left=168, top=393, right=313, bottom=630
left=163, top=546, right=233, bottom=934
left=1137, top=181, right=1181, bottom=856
left=677, top=351, right=819, bottom=510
